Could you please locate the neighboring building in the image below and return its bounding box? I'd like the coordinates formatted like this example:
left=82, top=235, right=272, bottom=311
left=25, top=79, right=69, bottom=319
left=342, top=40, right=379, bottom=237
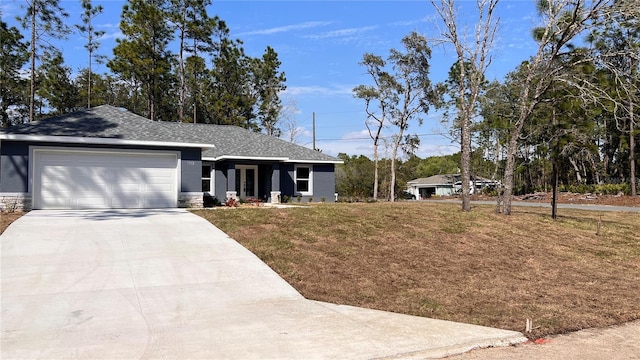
left=0, top=105, right=341, bottom=210
left=406, top=174, right=500, bottom=199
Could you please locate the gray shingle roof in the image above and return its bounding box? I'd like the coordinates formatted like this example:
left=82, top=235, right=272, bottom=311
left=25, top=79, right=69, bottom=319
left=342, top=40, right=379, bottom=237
left=1, top=105, right=339, bottom=163
left=407, top=174, right=459, bottom=186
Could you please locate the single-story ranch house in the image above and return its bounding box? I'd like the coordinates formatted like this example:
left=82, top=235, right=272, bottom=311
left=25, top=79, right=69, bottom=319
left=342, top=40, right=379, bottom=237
left=406, top=174, right=500, bottom=199
left=0, top=105, right=341, bottom=210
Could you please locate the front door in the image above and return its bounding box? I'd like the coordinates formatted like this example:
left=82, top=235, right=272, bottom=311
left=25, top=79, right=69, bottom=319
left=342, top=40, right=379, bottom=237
left=235, top=165, right=258, bottom=199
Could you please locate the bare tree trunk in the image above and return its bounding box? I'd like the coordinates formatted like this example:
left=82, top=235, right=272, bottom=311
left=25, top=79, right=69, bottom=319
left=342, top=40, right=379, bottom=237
left=551, top=156, right=559, bottom=219
left=29, top=9, right=36, bottom=122
left=430, top=0, right=499, bottom=212
left=369, top=119, right=384, bottom=201
left=178, top=14, right=186, bottom=123
left=390, top=136, right=401, bottom=203
left=461, top=120, right=472, bottom=211
left=88, top=51, right=92, bottom=108
left=568, top=157, right=582, bottom=183
left=499, top=0, right=615, bottom=215
left=373, top=145, right=379, bottom=201
left=390, top=160, right=396, bottom=202
left=591, top=156, right=601, bottom=184
left=502, top=132, right=519, bottom=215
left=492, top=138, right=500, bottom=181
left=630, top=99, right=637, bottom=196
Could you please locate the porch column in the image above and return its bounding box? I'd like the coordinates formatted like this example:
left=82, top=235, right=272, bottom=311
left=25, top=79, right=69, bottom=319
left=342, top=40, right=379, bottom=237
left=226, top=163, right=237, bottom=200
left=270, top=163, right=281, bottom=204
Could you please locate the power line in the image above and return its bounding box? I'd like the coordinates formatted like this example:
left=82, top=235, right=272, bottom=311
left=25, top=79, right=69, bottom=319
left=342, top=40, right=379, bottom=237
left=316, top=133, right=447, bottom=141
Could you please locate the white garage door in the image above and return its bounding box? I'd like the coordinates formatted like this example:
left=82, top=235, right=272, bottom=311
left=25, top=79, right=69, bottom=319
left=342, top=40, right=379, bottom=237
left=33, top=149, right=178, bottom=209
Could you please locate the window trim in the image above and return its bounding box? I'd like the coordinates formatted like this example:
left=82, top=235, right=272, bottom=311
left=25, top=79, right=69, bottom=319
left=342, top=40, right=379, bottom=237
left=294, top=164, right=313, bottom=196
left=202, top=163, right=213, bottom=193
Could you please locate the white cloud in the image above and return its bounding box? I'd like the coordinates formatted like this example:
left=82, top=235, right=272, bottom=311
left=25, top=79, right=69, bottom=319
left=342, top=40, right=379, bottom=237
left=316, top=138, right=373, bottom=158
left=415, top=143, right=458, bottom=158
left=98, top=23, right=121, bottom=29
left=341, top=130, right=371, bottom=140
left=284, top=85, right=353, bottom=97
left=237, top=21, right=333, bottom=36
left=389, top=16, right=431, bottom=27
left=303, top=26, right=377, bottom=40
left=95, top=31, right=123, bottom=41
left=315, top=128, right=457, bottom=158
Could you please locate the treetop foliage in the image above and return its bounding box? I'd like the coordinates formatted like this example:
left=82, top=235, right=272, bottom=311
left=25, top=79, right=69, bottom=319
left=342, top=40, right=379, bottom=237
left=4, top=0, right=287, bottom=136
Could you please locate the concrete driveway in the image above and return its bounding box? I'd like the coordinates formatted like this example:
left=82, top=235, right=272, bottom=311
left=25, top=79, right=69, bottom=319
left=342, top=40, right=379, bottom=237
left=1, top=209, right=526, bottom=359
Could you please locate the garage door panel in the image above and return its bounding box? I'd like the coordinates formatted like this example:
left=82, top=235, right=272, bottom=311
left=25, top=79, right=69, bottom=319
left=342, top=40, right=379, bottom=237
left=147, top=170, right=174, bottom=178
left=145, top=184, right=174, bottom=192
left=76, top=197, right=110, bottom=208
left=34, top=150, right=178, bottom=209
left=110, top=197, right=142, bottom=208
left=41, top=167, right=109, bottom=193
left=113, top=183, right=143, bottom=192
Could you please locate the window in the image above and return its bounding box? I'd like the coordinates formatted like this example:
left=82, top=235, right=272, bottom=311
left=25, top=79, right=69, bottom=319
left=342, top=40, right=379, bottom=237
left=202, top=164, right=212, bottom=192
left=295, top=165, right=312, bottom=195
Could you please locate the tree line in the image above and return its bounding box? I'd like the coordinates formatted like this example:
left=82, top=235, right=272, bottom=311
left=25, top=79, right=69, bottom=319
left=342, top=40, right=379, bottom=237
left=350, top=0, right=639, bottom=215
left=2, top=0, right=638, bottom=214
left=1, top=0, right=287, bottom=135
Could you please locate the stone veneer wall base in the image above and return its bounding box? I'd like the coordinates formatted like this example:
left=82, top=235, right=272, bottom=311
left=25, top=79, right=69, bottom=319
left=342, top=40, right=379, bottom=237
left=179, top=192, right=204, bottom=208
left=1, top=193, right=203, bottom=210
left=0, top=194, right=32, bottom=212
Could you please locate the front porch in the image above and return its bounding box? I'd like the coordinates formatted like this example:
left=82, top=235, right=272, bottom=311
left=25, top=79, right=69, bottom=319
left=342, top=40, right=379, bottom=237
left=201, top=161, right=285, bottom=205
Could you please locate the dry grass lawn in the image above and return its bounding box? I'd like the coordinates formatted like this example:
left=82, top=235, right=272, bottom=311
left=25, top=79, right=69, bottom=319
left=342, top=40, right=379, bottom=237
left=0, top=212, right=24, bottom=235
left=193, top=202, right=640, bottom=339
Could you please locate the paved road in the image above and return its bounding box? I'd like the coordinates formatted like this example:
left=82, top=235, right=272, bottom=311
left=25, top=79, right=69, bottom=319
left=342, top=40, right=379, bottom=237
left=1, top=209, right=526, bottom=359
left=424, top=199, right=640, bottom=212
left=447, top=320, right=640, bottom=360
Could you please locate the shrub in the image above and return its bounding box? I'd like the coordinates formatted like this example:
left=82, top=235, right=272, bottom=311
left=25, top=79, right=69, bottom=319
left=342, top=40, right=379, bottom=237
left=595, top=183, right=630, bottom=195
left=224, top=198, right=238, bottom=207
left=559, top=183, right=631, bottom=195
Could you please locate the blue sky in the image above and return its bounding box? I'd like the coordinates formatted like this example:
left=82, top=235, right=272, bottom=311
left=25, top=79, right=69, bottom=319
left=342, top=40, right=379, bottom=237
left=2, top=0, right=541, bottom=158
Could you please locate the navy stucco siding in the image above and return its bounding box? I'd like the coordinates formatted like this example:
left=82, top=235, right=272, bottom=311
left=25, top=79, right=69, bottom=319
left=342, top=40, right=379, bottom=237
left=281, top=163, right=295, bottom=197
left=214, top=164, right=227, bottom=200
left=179, top=148, right=202, bottom=193
left=313, top=163, right=336, bottom=201
left=0, top=141, right=30, bottom=192
left=280, top=163, right=336, bottom=202
left=0, top=141, right=201, bottom=194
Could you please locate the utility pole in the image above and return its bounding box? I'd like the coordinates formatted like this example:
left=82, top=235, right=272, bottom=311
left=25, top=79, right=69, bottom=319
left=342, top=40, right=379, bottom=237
left=312, top=112, right=316, bottom=151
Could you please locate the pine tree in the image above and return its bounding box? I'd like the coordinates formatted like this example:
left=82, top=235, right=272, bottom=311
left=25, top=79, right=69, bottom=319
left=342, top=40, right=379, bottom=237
left=36, top=50, right=79, bottom=116
left=252, top=46, right=286, bottom=136
left=589, top=1, right=640, bottom=196
left=108, top=0, right=174, bottom=121
left=205, top=38, right=257, bottom=129
left=18, top=0, right=70, bottom=122
left=0, top=20, right=29, bottom=127
left=75, top=0, right=105, bottom=109
left=169, top=0, right=219, bottom=122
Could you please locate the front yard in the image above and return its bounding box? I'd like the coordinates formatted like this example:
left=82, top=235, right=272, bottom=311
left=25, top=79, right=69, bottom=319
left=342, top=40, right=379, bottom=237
left=193, top=202, right=640, bottom=339
left=0, top=212, right=24, bottom=235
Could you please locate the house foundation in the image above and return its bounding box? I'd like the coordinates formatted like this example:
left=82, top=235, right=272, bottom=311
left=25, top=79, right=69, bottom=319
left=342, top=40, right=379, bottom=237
left=178, top=192, right=204, bottom=208
left=0, top=193, right=32, bottom=212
